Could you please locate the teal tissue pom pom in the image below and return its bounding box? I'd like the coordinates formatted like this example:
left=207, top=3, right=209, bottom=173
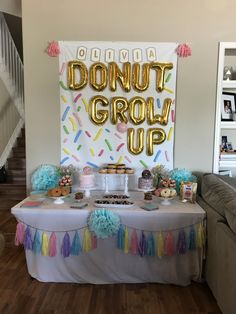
left=88, top=209, right=120, bottom=239
left=169, top=168, right=197, bottom=193
left=31, top=164, right=60, bottom=191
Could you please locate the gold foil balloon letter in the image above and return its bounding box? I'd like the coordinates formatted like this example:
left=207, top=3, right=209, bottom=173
left=147, top=128, right=166, bottom=155
left=151, top=62, right=173, bottom=92
left=132, top=63, right=150, bottom=92
left=109, top=62, right=131, bottom=92
left=68, top=61, right=88, bottom=90
left=127, top=128, right=144, bottom=155
left=89, top=95, right=109, bottom=125
left=147, top=97, right=172, bottom=125
left=129, top=97, right=146, bottom=125
left=111, top=97, right=129, bottom=124
left=90, top=62, right=108, bottom=91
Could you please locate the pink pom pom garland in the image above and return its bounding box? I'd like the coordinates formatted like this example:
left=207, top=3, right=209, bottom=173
left=46, top=41, right=60, bottom=57
left=176, top=43, right=192, bottom=58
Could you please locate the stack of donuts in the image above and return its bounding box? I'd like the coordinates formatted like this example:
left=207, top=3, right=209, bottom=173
left=99, top=164, right=135, bottom=174
left=48, top=186, right=70, bottom=197
left=154, top=178, right=177, bottom=198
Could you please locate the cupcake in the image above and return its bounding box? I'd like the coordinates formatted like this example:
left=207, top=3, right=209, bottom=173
left=107, top=168, right=116, bottom=174
left=116, top=168, right=125, bottom=174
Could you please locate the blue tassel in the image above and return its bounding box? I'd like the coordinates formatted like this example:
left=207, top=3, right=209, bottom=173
left=189, top=226, right=196, bottom=250
left=147, top=232, right=155, bottom=257
left=138, top=231, right=147, bottom=257
left=24, top=226, right=33, bottom=250
left=61, top=232, right=71, bottom=258
left=117, top=225, right=124, bottom=250
left=33, top=229, right=41, bottom=255
left=177, top=229, right=187, bottom=254
left=71, top=231, right=81, bottom=256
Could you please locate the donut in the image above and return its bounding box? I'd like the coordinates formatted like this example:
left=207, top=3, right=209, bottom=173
left=99, top=168, right=107, bottom=174
left=169, top=189, right=177, bottom=197
left=161, top=188, right=171, bottom=198
left=116, top=169, right=125, bottom=174
left=50, top=187, right=62, bottom=197
left=107, top=168, right=116, bottom=174
left=125, top=168, right=135, bottom=174
left=61, top=186, right=70, bottom=196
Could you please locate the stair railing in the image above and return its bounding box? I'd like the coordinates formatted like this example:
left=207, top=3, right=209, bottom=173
left=0, top=12, right=24, bottom=168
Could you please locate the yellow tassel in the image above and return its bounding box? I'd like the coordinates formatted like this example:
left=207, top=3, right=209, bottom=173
left=41, top=232, right=49, bottom=256
left=197, top=222, right=205, bottom=249
left=157, top=231, right=164, bottom=258
left=83, top=228, right=92, bottom=252
left=124, top=226, right=129, bottom=254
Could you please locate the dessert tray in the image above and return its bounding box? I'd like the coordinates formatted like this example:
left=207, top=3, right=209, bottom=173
left=94, top=199, right=134, bottom=208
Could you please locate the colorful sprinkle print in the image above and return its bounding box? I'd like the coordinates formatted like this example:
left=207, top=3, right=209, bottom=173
left=74, top=130, right=82, bottom=143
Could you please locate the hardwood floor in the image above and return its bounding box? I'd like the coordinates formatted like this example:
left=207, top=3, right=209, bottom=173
left=0, top=246, right=222, bottom=314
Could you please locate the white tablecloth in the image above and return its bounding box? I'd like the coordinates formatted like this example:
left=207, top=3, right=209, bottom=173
left=11, top=191, right=205, bottom=285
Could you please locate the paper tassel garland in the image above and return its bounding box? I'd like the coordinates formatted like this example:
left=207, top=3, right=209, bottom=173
left=71, top=231, right=81, bottom=256
left=49, top=232, right=57, bottom=257
left=41, top=232, right=49, bottom=256
left=15, top=218, right=205, bottom=259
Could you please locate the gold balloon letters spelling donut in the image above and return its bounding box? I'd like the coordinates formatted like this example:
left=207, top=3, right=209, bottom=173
left=109, top=62, right=131, bottom=92
left=68, top=61, right=88, bottom=90
left=132, top=63, right=150, bottom=92
left=90, top=62, right=108, bottom=91
left=151, top=62, right=173, bottom=92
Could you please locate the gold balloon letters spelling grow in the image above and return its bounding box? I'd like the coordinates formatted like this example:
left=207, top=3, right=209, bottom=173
left=68, top=61, right=173, bottom=92
left=89, top=96, right=172, bottom=126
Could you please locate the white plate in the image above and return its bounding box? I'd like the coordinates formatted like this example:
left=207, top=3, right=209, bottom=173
left=49, top=196, right=67, bottom=204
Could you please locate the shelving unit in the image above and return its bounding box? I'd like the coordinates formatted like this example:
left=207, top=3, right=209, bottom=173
left=213, top=42, right=236, bottom=175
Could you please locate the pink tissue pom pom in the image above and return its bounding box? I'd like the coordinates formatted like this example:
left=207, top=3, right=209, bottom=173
left=46, top=41, right=60, bottom=57
left=176, top=43, right=192, bottom=58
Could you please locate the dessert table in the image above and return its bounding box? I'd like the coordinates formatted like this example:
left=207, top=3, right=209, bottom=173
left=11, top=191, right=205, bottom=285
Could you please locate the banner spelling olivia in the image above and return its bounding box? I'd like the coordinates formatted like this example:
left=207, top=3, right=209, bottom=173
left=59, top=41, right=178, bottom=169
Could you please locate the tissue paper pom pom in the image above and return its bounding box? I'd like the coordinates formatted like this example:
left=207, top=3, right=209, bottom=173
left=46, top=41, right=60, bottom=57
left=88, top=209, right=120, bottom=239
left=176, top=43, right=192, bottom=58
left=169, top=168, right=197, bottom=193
left=31, top=164, right=61, bottom=191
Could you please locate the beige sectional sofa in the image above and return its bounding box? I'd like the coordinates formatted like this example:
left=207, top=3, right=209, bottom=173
left=196, top=173, right=236, bottom=314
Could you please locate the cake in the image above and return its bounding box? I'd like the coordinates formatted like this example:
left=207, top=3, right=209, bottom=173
left=138, top=169, right=153, bottom=190
left=79, top=167, right=95, bottom=188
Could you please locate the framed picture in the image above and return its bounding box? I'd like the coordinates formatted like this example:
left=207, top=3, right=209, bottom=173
left=221, top=93, right=236, bottom=120
left=221, top=135, right=228, bottom=150
left=226, top=142, right=233, bottom=151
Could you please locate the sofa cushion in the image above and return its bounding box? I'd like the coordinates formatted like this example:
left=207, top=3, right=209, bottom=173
left=202, top=174, right=236, bottom=234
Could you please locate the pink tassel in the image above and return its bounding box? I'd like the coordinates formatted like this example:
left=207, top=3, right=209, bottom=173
left=176, top=43, right=192, bottom=57
left=46, top=41, right=60, bottom=57
left=165, top=232, right=175, bottom=256
left=15, top=222, right=25, bottom=246
left=92, top=234, right=97, bottom=249
left=49, top=232, right=57, bottom=257
left=130, top=229, right=139, bottom=255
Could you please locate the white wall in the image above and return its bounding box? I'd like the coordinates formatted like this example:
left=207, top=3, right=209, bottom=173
left=22, top=0, right=236, bottom=186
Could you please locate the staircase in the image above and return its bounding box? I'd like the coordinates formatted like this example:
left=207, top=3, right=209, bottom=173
left=0, top=12, right=25, bottom=248
left=0, top=128, right=26, bottom=247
